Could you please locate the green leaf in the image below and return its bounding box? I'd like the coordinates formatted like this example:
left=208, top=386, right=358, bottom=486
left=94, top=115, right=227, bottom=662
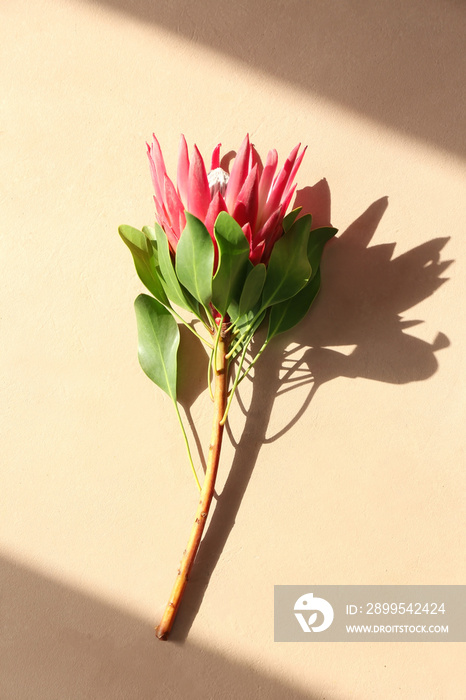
left=230, top=308, right=266, bottom=359
left=142, top=225, right=157, bottom=242
left=238, top=262, right=266, bottom=316
left=265, top=226, right=337, bottom=340
left=227, top=261, right=251, bottom=322
left=118, top=225, right=168, bottom=304
left=134, top=294, right=179, bottom=401
left=175, top=213, right=214, bottom=307
left=260, top=214, right=312, bottom=309
left=307, top=227, right=338, bottom=280
left=282, top=207, right=303, bottom=233
left=211, top=212, right=251, bottom=315
left=154, top=223, right=198, bottom=313
left=267, top=268, right=321, bottom=340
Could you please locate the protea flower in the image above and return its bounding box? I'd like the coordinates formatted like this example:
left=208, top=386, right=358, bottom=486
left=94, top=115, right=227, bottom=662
left=147, top=134, right=306, bottom=265
left=120, top=131, right=337, bottom=641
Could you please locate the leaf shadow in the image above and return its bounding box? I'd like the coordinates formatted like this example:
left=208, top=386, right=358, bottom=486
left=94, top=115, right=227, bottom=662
left=170, top=192, right=452, bottom=642
left=177, top=324, right=210, bottom=473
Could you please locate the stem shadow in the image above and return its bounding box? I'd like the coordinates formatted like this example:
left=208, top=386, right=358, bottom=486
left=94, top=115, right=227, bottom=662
left=170, top=195, right=452, bottom=642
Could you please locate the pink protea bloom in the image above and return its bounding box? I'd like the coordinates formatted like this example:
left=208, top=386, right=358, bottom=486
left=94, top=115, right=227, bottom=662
left=147, top=134, right=306, bottom=265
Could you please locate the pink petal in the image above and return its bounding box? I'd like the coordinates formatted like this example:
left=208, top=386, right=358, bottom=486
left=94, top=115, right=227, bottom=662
left=178, top=209, right=187, bottom=239
left=262, top=210, right=285, bottom=263
left=165, top=226, right=179, bottom=253
left=164, top=173, right=185, bottom=239
left=254, top=206, right=282, bottom=247
left=153, top=192, right=166, bottom=226
left=153, top=196, right=179, bottom=253
left=150, top=136, right=167, bottom=189
left=204, top=191, right=228, bottom=236
left=282, top=146, right=307, bottom=204
left=249, top=144, right=264, bottom=180
left=257, top=149, right=278, bottom=226
left=232, top=163, right=259, bottom=232
left=187, top=144, right=211, bottom=222
left=176, top=134, right=190, bottom=206
left=242, top=222, right=252, bottom=246
left=210, top=143, right=222, bottom=170
left=280, top=183, right=297, bottom=218
left=147, top=142, right=164, bottom=206
left=225, top=134, right=251, bottom=211
left=250, top=239, right=266, bottom=265
left=263, top=143, right=300, bottom=222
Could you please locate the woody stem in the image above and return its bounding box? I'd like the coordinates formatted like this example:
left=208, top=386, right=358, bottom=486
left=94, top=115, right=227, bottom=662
left=155, top=330, right=229, bottom=640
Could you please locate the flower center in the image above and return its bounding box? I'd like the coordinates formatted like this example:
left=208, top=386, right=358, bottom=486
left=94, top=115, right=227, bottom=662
left=207, top=167, right=229, bottom=197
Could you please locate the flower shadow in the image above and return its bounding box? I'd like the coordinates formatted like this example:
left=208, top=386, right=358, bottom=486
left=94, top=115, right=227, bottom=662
left=260, top=198, right=451, bottom=442
left=170, top=191, right=452, bottom=642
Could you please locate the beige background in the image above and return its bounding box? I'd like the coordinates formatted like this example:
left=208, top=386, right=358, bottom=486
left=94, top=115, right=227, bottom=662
left=1, top=0, right=465, bottom=697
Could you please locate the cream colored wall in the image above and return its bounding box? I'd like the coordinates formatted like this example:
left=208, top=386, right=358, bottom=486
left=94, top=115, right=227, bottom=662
left=1, top=0, right=465, bottom=697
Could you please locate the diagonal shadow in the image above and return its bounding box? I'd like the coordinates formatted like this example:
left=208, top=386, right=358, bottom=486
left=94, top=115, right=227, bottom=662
left=0, top=554, right=345, bottom=699
left=171, top=193, right=451, bottom=641
left=91, top=0, right=466, bottom=159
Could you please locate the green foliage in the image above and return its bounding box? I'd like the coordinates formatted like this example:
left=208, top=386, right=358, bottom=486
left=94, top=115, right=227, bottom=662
left=238, top=263, right=266, bottom=317
left=260, top=214, right=312, bottom=309
left=134, top=294, right=179, bottom=401
left=266, top=225, right=337, bottom=340
left=141, top=225, right=157, bottom=241
left=175, top=213, right=214, bottom=308
left=266, top=225, right=337, bottom=339
left=211, top=212, right=251, bottom=315
left=118, top=225, right=168, bottom=304
left=154, top=223, right=198, bottom=314
left=307, top=227, right=338, bottom=280
left=267, top=269, right=321, bottom=340
left=282, top=206, right=302, bottom=233
left=120, top=211, right=337, bottom=445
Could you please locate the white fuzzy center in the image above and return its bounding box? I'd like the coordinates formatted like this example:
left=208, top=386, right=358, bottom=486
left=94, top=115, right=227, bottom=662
left=207, top=167, right=229, bottom=197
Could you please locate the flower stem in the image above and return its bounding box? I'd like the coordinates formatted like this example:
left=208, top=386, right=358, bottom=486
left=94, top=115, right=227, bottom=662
left=155, top=330, right=230, bottom=640
left=220, top=339, right=249, bottom=426
left=173, top=400, right=201, bottom=492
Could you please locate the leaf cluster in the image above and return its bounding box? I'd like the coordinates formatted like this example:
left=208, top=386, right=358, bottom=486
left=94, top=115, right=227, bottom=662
left=119, top=211, right=336, bottom=485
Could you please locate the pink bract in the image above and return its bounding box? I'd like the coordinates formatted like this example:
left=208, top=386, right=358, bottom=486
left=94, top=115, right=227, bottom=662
left=147, top=134, right=306, bottom=265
